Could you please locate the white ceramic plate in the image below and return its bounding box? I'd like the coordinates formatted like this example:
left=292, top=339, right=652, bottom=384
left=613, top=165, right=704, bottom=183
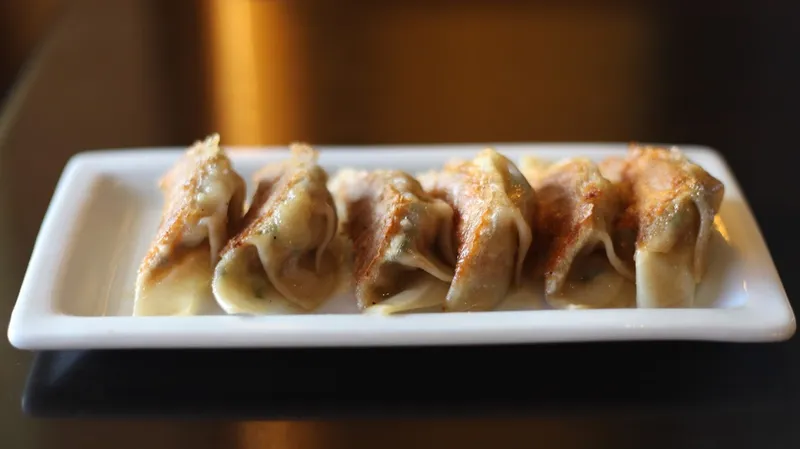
left=7, top=144, right=795, bottom=349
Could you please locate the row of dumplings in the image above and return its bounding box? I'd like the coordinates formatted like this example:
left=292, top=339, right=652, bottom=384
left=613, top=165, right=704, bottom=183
left=133, top=134, right=725, bottom=316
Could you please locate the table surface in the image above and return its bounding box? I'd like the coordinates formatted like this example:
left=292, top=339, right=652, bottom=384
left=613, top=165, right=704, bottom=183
left=2, top=1, right=800, bottom=448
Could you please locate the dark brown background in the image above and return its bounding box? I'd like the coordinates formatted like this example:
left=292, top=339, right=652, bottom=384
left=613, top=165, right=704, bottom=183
left=1, top=1, right=799, bottom=448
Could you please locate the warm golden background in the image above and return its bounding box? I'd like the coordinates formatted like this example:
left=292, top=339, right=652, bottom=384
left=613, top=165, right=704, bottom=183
left=0, top=0, right=663, bottom=147
left=1, top=1, right=798, bottom=449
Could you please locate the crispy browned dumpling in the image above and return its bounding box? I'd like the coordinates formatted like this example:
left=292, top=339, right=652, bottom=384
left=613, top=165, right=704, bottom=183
left=520, top=156, right=634, bottom=309
left=419, top=148, right=536, bottom=312
left=609, top=145, right=725, bottom=308
left=330, top=169, right=455, bottom=315
left=134, top=134, right=246, bottom=316
left=212, top=144, right=344, bottom=314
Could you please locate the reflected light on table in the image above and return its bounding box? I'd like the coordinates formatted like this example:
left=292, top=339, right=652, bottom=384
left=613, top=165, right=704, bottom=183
left=233, top=419, right=614, bottom=449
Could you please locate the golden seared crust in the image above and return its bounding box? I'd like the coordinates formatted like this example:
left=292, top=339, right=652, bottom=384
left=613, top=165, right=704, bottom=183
left=334, top=170, right=426, bottom=291
left=139, top=134, right=245, bottom=281
left=241, top=143, right=320, bottom=227
left=224, top=143, right=332, bottom=254
left=422, top=148, right=536, bottom=310
left=443, top=149, right=537, bottom=215
left=530, top=159, right=618, bottom=278
left=435, top=150, right=536, bottom=278
left=598, top=155, right=637, bottom=234
left=430, top=170, right=492, bottom=284
left=621, top=145, right=724, bottom=248
left=612, top=145, right=725, bottom=281
left=520, top=156, right=633, bottom=295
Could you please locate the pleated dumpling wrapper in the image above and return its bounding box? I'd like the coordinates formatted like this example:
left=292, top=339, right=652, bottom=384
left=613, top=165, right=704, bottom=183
left=419, top=148, right=536, bottom=312
left=212, top=144, right=344, bottom=314
left=604, top=145, right=725, bottom=308
left=134, top=134, right=246, bottom=316
left=519, top=156, right=634, bottom=309
left=329, top=169, right=456, bottom=315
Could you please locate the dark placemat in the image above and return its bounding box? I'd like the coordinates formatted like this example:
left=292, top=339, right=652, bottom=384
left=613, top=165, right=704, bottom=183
left=23, top=338, right=800, bottom=419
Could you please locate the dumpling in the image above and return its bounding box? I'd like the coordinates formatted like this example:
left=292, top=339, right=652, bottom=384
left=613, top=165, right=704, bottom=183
left=610, top=145, right=725, bottom=308
left=134, top=134, right=246, bottom=316
left=212, top=144, right=344, bottom=314
left=519, top=156, right=634, bottom=309
left=330, top=169, right=455, bottom=315
left=419, top=148, right=536, bottom=312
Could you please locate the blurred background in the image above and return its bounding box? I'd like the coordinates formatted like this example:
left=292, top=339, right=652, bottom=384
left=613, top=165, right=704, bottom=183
left=2, top=0, right=798, bottom=274
left=1, top=1, right=799, bottom=448
left=2, top=1, right=797, bottom=206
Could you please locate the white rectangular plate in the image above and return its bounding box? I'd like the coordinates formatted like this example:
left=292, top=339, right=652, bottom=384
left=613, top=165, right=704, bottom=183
left=7, top=143, right=795, bottom=349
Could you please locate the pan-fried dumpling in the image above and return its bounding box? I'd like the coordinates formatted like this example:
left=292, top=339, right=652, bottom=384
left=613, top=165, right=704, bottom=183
left=520, top=156, right=634, bottom=309
left=330, top=169, right=456, bottom=315
left=134, top=134, right=246, bottom=316
left=212, top=144, right=344, bottom=314
left=610, top=145, right=725, bottom=308
left=419, top=148, right=536, bottom=312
